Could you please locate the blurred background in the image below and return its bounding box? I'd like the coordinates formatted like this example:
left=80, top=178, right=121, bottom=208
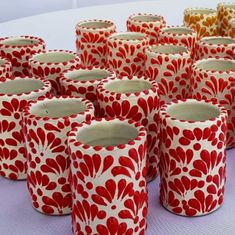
left=0, top=0, right=157, bottom=22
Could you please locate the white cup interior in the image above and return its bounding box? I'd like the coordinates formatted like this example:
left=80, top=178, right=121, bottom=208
left=79, top=21, right=113, bottom=29
left=201, top=37, right=235, bottom=44
left=166, top=102, right=220, bottom=121
left=151, top=44, right=187, bottom=54
left=65, top=69, right=110, bottom=81
left=196, top=60, right=235, bottom=72
left=32, top=51, right=76, bottom=63
left=0, top=79, right=44, bottom=95
left=111, top=32, right=145, bottom=40
left=0, top=37, right=39, bottom=46
left=76, top=121, right=139, bottom=147
left=29, top=99, right=86, bottom=118
left=221, top=3, right=235, bottom=9
left=104, top=79, right=152, bottom=93
left=132, top=15, right=161, bottom=22
left=163, top=27, right=193, bottom=34
left=187, top=9, right=215, bottom=14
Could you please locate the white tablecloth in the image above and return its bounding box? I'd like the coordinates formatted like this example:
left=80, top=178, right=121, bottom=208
left=1, top=1, right=235, bottom=234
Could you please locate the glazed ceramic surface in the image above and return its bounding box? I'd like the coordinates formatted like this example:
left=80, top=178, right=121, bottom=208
left=60, top=65, right=116, bottom=116
left=68, top=118, right=148, bottom=235
left=228, top=18, right=235, bottom=38
left=127, top=13, right=166, bottom=44
left=194, top=36, right=235, bottom=60
left=0, top=36, right=45, bottom=77
left=160, top=99, right=227, bottom=216
left=217, top=3, right=235, bottom=36
left=76, top=19, right=116, bottom=67
left=0, top=56, right=12, bottom=81
left=145, top=43, right=192, bottom=106
left=0, top=76, right=51, bottom=180
left=107, top=32, right=149, bottom=76
left=184, top=8, right=217, bottom=38
left=97, top=76, right=160, bottom=181
left=29, top=50, right=81, bottom=94
left=23, top=96, right=94, bottom=215
left=191, top=58, right=235, bottom=148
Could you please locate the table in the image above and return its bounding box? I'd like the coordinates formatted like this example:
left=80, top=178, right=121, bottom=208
left=0, top=1, right=235, bottom=234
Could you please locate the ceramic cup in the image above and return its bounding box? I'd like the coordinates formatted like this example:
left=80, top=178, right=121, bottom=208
left=183, top=8, right=217, bottom=38
left=29, top=50, right=81, bottom=94
left=194, top=36, right=235, bottom=60
left=107, top=32, right=149, bottom=76
left=217, top=2, right=235, bottom=36
left=158, top=26, right=197, bottom=54
left=68, top=117, right=148, bottom=235
left=0, top=76, right=51, bottom=180
left=159, top=98, right=227, bottom=216
left=0, top=36, right=45, bottom=77
left=228, top=18, right=235, bottom=38
left=0, top=56, right=12, bottom=81
left=191, top=58, right=235, bottom=148
left=97, top=76, right=160, bottom=181
left=60, top=66, right=116, bottom=116
left=127, top=13, right=166, bottom=44
left=145, top=43, right=192, bottom=106
left=23, top=96, right=94, bottom=215
left=76, top=19, right=116, bottom=67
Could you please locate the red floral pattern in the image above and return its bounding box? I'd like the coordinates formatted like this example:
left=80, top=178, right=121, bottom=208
left=0, top=57, right=12, bottom=81
left=159, top=99, right=227, bottom=216
left=24, top=96, right=94, bottom=215
left=0, top=36, right=45, bottom=77
left=68, top=118, right=148, bottom=234
left=0, top=77, right=51, bottom=180
left=97, top=76, right=160, bottom=181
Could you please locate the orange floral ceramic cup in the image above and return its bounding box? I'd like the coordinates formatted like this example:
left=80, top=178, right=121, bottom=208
left=184, top=8, right=217, bottom=38
left=228, top=18, right=235, bottom=38
left=217, top=3, right=235, bottom=36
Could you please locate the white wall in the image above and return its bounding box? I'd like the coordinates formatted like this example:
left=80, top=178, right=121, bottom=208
left=0, top=0, right=155, bottom=22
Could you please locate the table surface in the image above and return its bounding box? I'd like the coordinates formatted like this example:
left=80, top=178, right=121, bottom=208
left=1, top=1, right=235, bottom=235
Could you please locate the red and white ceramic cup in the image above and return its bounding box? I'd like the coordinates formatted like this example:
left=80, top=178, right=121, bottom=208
left=145, top=43, right=192, bottom=106
left=29, top=50, right=81, bottom=94
left=158, top=26, right=197, bottom=55
left=194, top=36, right=235, bottom=60
left=68, top=117, right=148, bottom=235
left=97, top=76, right=160, bottom=181
left=107, top=32, right=149, bottom=76
left=0, top=76, right=51, bottom=180
left=0, top=36, right=45, bottom=77
left=191, top=58, right=235, bottom=148
left=23, top=96, right=94, bottom=215
left=76, top=19, right=116, bottom=67
left=60, top=66, right=116, bottom=116
left=0, top=56, right=12, bottom=81
left=127, top=13, right=166, bottom=44
left=159, top=99, right=227, bottom=216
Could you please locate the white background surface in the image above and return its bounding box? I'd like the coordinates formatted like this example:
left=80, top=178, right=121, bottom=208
left=0, top=1, right=235, bottom=235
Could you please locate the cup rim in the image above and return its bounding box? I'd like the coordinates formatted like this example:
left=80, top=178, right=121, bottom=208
left=23, top=95, right=94, bottom=121
left=199, top=36, right=235, bottom=45
left=184, top=7, right=216, bottom=15
left=60, top=65, right=116, bottom=85
left=146, top=43, right=190, bottom=56
left=68, top=117, right=147, bottom=152
left=193, top=58, right=235, bottom=74
left=218, top=2, right=235, bottom=9
left=160, top=25, right=196, bottom=36
left=0, top=56, right=11, bottom=69
left=76, top=19, right=116, bottom=32
left=108, top=32, right=148, bottom=42
left=0, top=76, right=51, bottom=97
left=0, top=35, right=45, bottom=49
left=29, top=49, right=81, bottom=66
left=160, top=98, right=227, bottom=123
left=127, top=13, right=165, bottom=24
left=97, top=75, right=158, bottom=98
